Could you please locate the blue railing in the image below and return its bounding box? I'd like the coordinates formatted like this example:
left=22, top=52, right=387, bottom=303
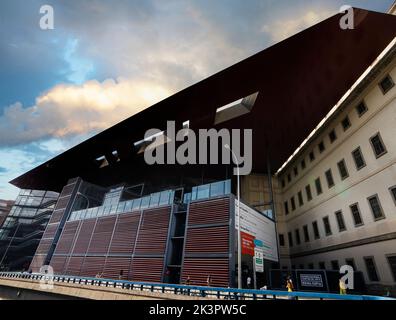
left=0, top=272, right=393, bottom=300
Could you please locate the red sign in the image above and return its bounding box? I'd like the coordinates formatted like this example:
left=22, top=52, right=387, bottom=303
left=241, top=231, right=255, bottom=256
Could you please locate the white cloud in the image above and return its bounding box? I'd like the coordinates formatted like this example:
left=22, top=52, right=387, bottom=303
left=0, top=77, right=172, bottom=146
left=261, top=9, right=334, bottom=43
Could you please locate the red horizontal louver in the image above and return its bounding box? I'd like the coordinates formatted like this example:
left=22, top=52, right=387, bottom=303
left=134, top=207, right=170, bottom=255
left=49, top=209, right=65, bottom=224
left=35, top=238, right=53, bottom=254
left=55, top=196, right=71, bottom=210
left=102, top=257, right=132, bottom=280
left=108, top=212, right=141, bottom=255
left=64, top=256, right=84, bottom=276
left=42, top=223, right=59, bottom=239
left=87, top=216, right=116, bottom=255
left=181, top=258, right=229, bottom=288
left=29, top=254, right=46, bottom=273
left=49, top=255, right=68, bottom=274
left=71, top=219, right=96, bottom=255
left=188, top=197, right=230, bottom=226
left=53, top=221, right=79, bottom=255
left=185, top=226, right=229, bottom=254
left=130, top=257, right=164, bottom=283
left=80, top=256, right=105, bottom=278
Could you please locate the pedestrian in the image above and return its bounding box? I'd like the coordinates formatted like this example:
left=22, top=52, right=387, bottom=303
left=247, top=276, right=252, bottom=289
left=206, top=275, right=212, bottom=287
left=286, top=275, right=295, bottom=299
left=118, top=270, right=124, bottom=280
left=185, top=275, right=191, bottom=286
left=339, top=278, right=347, bottom=295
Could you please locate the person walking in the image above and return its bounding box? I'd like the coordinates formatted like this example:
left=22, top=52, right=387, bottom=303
left=247, top=276, right=252, bottom=289
left=206, top=275, right=212, bottom=287
left=286, top=275, right=295, bottom=299
left=339, top=278, right=347, bottom=295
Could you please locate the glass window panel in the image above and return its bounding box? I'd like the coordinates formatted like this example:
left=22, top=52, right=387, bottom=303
left=210, top=181, right=224, bottom=197
left=140, top=196, right=150, bottom=209
left=197, top=184, right=210, bottom=200
left=159, top=191, right=171, bottom=205
left=117, top=202, right=126, bottom=213
left=183, top=193, right=191, bottom=203
left=191, top=187, right=198, bottom=201
left=149, top=192, right=160, bottom=208
left=133, top=198, right=142, bottom=210
left=97, top=206, right=104, bottom=217
left=224, top=180, right=231, bottom=194
left=124, top=200, right=133, bottom=212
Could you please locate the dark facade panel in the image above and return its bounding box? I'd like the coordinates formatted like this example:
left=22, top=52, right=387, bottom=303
left=87, top=216, right=117, bottom=255
left=49, top=210, right=65, bottom=224
left=108, top=212, right=141, bottom=255
left=134, top=207, right=171, bottom=255
left=181, top=258, right=229, bottom=287
left=42, top=223, right=59, bottom=239
left=130, top=257, right=164, bottom=283
left=35, top=239, right=53, bottom=254
left=188, top=198, right=230, bottom=226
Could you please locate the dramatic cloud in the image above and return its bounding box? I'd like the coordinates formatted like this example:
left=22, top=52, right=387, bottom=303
left=261, top=9, right=334, bottom=43
left=0, top=78, right=172, bottom=146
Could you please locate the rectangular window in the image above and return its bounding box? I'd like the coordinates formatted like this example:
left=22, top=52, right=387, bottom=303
left=312, top=221, right=320, bottom=239
left=341, top=116, right=351, bottom=131
left=288, top=232, right=293, bottom=247
left=295, top=229, right=301, bottom=245
left=367, top=194, right=385, bottom=220
left=352, top=147, right=366, bottom=170
left=284, top=201, right=289, bottom=215
left=350, top=203, right=363, bottom=226
left=331, top=260, right=340, bottom=271
left=303, top=225, right=310, bottom=242
left=335, top=210, right=346, bottom=232
left=309, top=151, right=315, bottom=162
left=337, top=159, right=349, bottom=180
left=345, top=258, right=357, bottom=271
left=279, top=234, right=285, bottom=246
left=364, top=257, right=380, bottom=282
left=291, top=196, right=296, bottom=211
left=390, top=186, right=396, bottom=206
left=318, top=141, right=325, bottom=153
left=379, top=74, right=395, bottom=94
left=356, top=101, right=368, bottom=117
left=323, top=216, right=332, bottom=236
left=319, top=262, right=326, bottom=270
left=287, top=173, right=291, bottom=182
left=387, top=255, right=396, bottom=281
left=298, top=191, right=304, bottom=207
left=370, top=133, right=387, bottom=158
left=315, top=177, right=322, bottom=195
left=294, top=167, right=298, bottom=177
left=325, top=169, right=335, bottom=188
left=329, top=130, right=337, bottom=143
left=305, top=185, right=312, bottom=201
left=282, top=179, right=285, bottom=188
left=301, top=159, right=306, bottom=170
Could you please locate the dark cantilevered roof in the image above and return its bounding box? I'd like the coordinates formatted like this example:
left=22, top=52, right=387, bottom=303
left=11, top=8, right=396, bottom=191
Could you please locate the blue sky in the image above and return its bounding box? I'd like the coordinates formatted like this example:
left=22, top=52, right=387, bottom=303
left=0, top=0, right=393, bottom=199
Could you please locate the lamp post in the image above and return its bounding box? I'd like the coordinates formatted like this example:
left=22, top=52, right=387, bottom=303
left=225, top=144, right=242, bottom=289
left=77, top=192, right=90, bottom=209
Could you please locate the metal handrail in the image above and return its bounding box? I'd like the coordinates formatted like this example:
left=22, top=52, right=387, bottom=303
left=0, top=272, right=393, bottom=300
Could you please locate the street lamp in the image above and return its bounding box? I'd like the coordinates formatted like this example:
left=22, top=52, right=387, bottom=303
left=76, top=192, right=90, bottom=209
left=224, top=144, right=242, bottom=289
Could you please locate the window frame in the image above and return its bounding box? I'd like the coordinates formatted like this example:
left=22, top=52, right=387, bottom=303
left=322, top=216, right=332, bottom=236
left=363, top=256, right=380, bottom=282
left=369, top=132, right=387, bottom=159
left=315, top=177, right=323, bottom=195
left=345, top=258, right=357, bottom=272
left=318, top=141, right=325, bottom=153
left=303, top=224, right=310, bottom=242
left=305, top=184, right=312, bottom=201
left=386, top=254, right=396, bottom=282
left=355, top=100, right=368, bottom=117
left=284, top=201, right=289, bottom=215
left=334, top=210, right=346, bottom=232
left=329, top=129, right=337, bottom=143
left=297, top=191, right=304, bottom=207
left=341, top=116, right=351, bottom=131
left=351, top=146, right=366, bottom=170
left=389, top=185, right=396, bottom=207
left=367, top=194, right=385, bottom=221
left=325, top=169, right=335, bottom=188
left=295, top=229, right=301, bottom=245
left=291, top=196, right=296, bottom=211
left=312, top=221, right=320, bottom=239
left=379, top=74, right=395, bottom=95
left=309, top=151, right=315, bottom=162
left=337, top=159, right=349, bottom=180
left=350, top=203, right=364, bottom=227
